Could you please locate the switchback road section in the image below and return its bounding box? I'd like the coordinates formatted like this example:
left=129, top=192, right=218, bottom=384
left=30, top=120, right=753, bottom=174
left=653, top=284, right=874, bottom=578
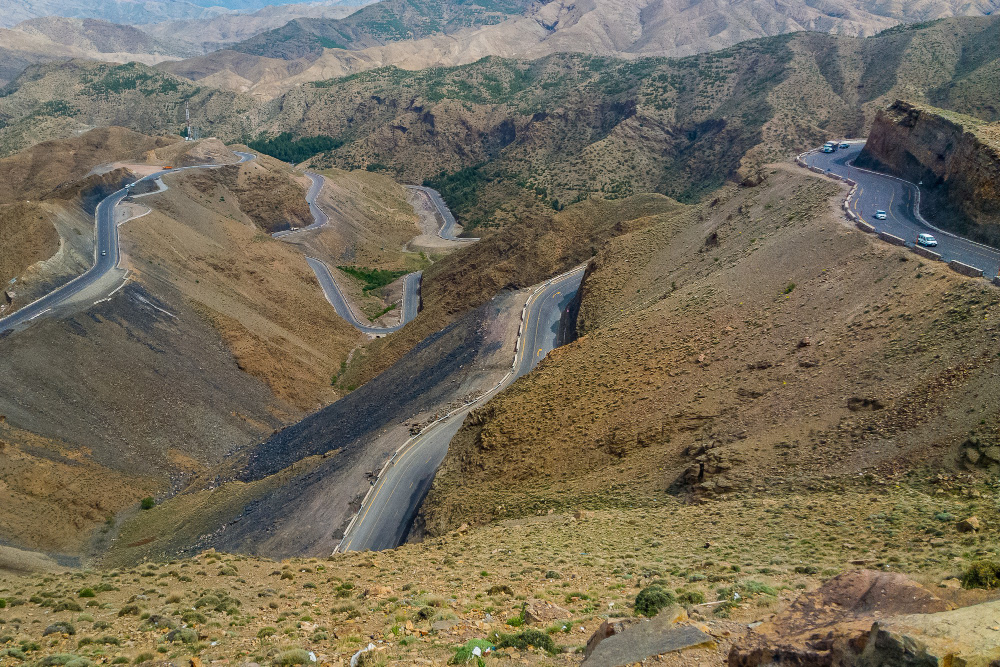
left=0, top=151, right=255, bottom=334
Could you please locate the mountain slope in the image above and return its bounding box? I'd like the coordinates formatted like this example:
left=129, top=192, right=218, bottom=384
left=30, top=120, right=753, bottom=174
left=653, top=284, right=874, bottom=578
left=418, top=163, right=1000, bottom=535
left=230, top=0, right=541, bottom=59
left=0, top=17, right=188, bottom=87
left=140, top=0, right=374, bottom=54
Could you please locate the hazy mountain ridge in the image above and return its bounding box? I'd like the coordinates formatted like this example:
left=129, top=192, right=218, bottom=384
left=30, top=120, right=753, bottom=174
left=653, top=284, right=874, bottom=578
left=140, top=0, right=376, bottom=54
left=166, top=0, right=1000, bottom=97
left=230, top=0, right=542, bottom=59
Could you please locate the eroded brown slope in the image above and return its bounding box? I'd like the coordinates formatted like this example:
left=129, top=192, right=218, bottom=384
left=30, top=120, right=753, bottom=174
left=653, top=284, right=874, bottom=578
left=419, top=165, right=1000, bottom=534
left=120, top=153, right=360, bottom=412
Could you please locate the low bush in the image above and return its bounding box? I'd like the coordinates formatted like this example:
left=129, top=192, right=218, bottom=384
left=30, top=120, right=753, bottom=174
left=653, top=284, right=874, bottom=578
left=634, top=585, right=675, bottom=617
left=962, top=560, right=1000, bottom=590
left=273, top=648, right=315, bottom=666
left=491, top=629, right=557, bottom=654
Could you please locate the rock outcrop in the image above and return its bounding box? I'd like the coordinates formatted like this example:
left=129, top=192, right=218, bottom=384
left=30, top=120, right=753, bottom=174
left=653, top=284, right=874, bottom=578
left=860, top=601, right=1000, bottom=667
left=857, top=100, right=1000, bottom=248
left=730, top=570, right=954, bottom=666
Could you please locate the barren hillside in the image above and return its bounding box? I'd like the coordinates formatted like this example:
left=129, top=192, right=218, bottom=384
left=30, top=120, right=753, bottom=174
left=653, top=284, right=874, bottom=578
left=419, top=164, right=1000, bottom=535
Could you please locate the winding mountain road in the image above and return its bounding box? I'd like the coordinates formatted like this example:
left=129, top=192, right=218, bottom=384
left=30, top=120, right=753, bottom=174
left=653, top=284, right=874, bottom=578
left=307, top=258, right=421, bottom=336
left=286, top=180, right=475, bottom=335
left=271, top=172, right=328, bottom=239
left=803, top=143, right=1000, bottom=278
left=406, top=185, right=480, bottom=242
left=338, top=266, right=585, bottom=552
left=0, top=151, right=255, bottom=334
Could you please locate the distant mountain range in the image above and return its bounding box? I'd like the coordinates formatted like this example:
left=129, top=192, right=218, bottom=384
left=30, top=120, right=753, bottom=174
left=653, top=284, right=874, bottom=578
left=0, top=0, right=371, bottom=27
left=159, top=0, right=1000, bottom=97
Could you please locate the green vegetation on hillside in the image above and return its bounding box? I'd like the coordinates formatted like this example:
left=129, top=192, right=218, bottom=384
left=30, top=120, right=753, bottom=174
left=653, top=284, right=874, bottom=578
left=246, top=132, right=343, bottom=164
left=83, top=63, right=180, bottom=97
left=337, top=265, right=408, bottom=292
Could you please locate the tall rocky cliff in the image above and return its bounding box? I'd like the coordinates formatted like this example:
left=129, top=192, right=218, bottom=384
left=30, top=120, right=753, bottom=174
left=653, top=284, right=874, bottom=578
left=857, top=100, right=1000, bottom=247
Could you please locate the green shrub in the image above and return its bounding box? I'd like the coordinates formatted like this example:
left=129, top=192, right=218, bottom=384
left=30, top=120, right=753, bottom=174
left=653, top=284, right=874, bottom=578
left=273, top=648, right=315, bottom=666
left=961, top=560, right=1000, bottom=590
left=677, top=590, right=706, bottom=605
left=164, top=628, right=197, bottom=644
left=140, top=497, right=155, bottom=510
left=634, top=585, right=675, bottom=617
left=118, top=605, right=140, bottom=617
left=43, top=622, right=76, bottom=636
left=78, top=589, right=96, bottom=598
left=450, top=639, right=494, bottom=665
left=717, top=580, right=778, bottom=605
left=257, top=627, right=277, bottom=639
left=112, top=657, right=129, bottom=664
left=38, top=654, right=92, bottom=667
left=336, top=266, right=408, bottom=293
left=491, top=629, right=557, bottom=654
left=133, top=653, right=155, bottom=664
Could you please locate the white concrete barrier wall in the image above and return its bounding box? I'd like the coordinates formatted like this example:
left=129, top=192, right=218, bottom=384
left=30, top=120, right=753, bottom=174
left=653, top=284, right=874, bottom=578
left=910, top=245, right=942, bottom=261
left=949, top=260, right=984, bottom=278
left=878, top=231, right=907, bottom=246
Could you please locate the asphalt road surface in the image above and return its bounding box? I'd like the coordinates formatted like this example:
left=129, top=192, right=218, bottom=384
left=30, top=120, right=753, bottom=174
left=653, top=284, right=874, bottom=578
left=338, top=266, right=585, bottom=552
left=406, top=185, right=480, bottom=241
left=307, top=257, right=421, bottom=336
left=0, top=151, right=254, bottom=334
left=271, top=172, right=327, bottom=239
left=804, top=143, right=1000, bottom=278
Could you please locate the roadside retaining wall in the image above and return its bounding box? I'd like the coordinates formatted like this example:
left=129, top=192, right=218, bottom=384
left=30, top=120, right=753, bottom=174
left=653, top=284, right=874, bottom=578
left=826, top=172, right=842, bottom=181
left=878, top=231, right=907, bottom=246
left=856, top=220, right=875, bottom=233
left=911, top=245, right=942, bottom=261
left=949, top=260, right=984, bottom=278
left=810, top=166, right=826, bottom=175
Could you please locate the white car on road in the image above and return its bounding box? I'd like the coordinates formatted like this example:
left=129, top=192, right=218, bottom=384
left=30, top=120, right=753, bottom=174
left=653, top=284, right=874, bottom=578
left=917, top=233, right=938, bottom=247
left=874, top=210, right=887, bottom=220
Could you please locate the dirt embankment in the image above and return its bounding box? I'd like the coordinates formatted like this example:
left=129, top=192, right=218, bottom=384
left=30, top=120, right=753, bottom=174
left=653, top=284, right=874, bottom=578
left=858, top=100, right=1000, bottom=246
left=419, top=165, right=1000, bottom=535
